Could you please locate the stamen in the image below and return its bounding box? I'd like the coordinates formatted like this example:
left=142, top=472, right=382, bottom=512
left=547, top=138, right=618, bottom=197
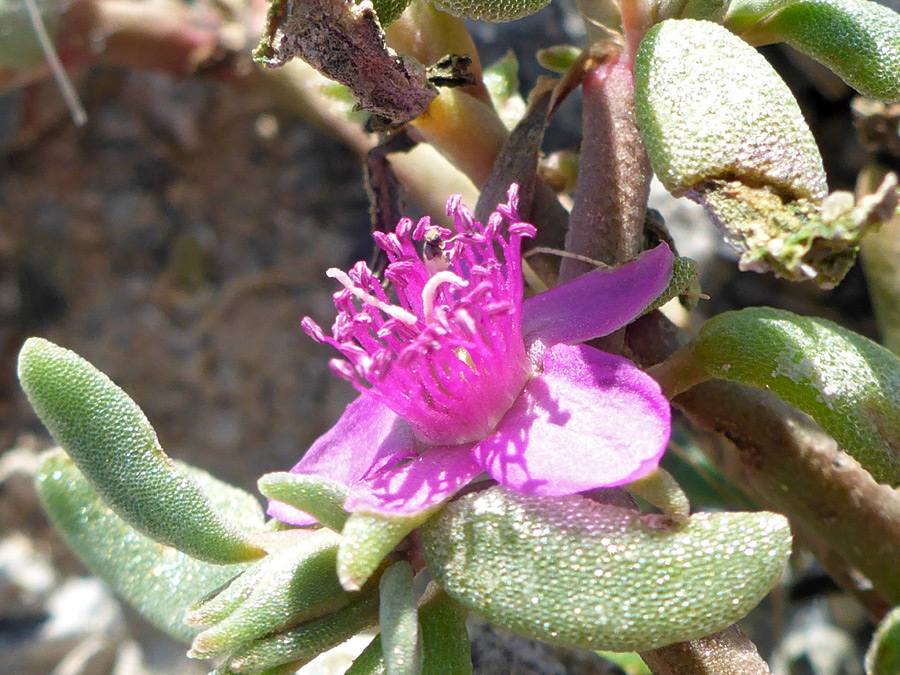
left=423, top=228, right=450, bottom=277
left=421, top=271, right=466, bottom=325
left=326, top=268, right=418, bottom=326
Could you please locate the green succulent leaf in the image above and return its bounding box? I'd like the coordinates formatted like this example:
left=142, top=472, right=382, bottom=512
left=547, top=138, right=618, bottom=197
left=482, top=51, right=526, bottom=130
left=732, top=0, right=900, bottom=102
left=338, top=509, right=433, bottom=591
left=656, top=0, right=729, bottom=21
left=536, top=45, right=582, bottom=73
left=653, top=307, right=900, bottom=485
left=224, top=589, right=380, bottom=673
left=634, top=19, right=900, bottom=286
left=346, top=636, right=387, bottom=675
left=379, top=562, right=422, bottom=675
left=347, top=586, right=471, bottom=675
left=422, top=487, right=791, bottom=652
left=35, top=449, right=248, bottom=643
left=416, top=587, right=471, bottom=674
left=258, top=472, right=349, bottom=532
left=189, top=530, right=349, bottom=659
left=720, top=0, right=798, bottom=30
left=18, top=338, right=266, bottom=564
left=429, top=0, right=551, bottom=22
left=641, top=256, right=700, bottom=315
left=369, top=0, right=412, bottom=24
left=867, top=606, right=900, bottom=675
left=186, top=560, right=271, bottom=629
left=635, top=19, right=826, bottom=201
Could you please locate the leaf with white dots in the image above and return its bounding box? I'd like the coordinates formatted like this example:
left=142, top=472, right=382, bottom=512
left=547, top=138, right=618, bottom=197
left=429, top=0, right=552, bottom=22
left=728, top=0, right=900, bottom=102
left=35, top=449, right=248, bottom=643
left=422, top=487, right=791, bottom=653
left=18, top=338, right=266, bottom=564
left=652, top=307, right=900, bottom=486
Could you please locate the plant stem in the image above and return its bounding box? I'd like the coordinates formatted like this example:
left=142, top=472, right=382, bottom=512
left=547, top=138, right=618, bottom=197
left=640, top=625, right=773, bottom=675
left=560, top=52, right=650, bottom=280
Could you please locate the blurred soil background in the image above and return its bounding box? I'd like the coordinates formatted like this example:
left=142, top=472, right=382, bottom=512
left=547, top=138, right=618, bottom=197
left=0, top=1, right=896, bottom=673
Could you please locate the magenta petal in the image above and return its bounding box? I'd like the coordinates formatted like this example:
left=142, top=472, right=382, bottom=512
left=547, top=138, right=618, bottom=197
left=267, top=394, right=417, bottom=525
left=473, top=343, right=671, bottom=496
left=343, top=444, right=483, bottom=517
left=521, top=244, right=673, bottom=347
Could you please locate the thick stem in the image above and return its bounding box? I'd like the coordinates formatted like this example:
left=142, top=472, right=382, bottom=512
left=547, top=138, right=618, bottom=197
left=640, top=625, right=773, bottom=675
left=560, top=53, right=650, bottom=281
left=619, top=0, right=651, bottom=62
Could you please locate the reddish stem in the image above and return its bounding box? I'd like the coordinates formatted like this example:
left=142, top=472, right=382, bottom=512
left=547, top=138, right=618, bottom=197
left=561, top=52, right=651, bottom=279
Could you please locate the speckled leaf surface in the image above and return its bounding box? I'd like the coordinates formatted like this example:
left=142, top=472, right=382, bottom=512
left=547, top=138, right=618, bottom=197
left=18, top=338, right=266, bottom=564
left=422, top=487, right=791, bottom=652
left=338, top=509, right=432, bottom=591
left=429, top=0, right=551, bottom=22
left=634, top=19, right=826, bottom=200
left=346, top=587, right=472, bottom=675
left=224, top=590, right=380, bottom=673
left=190, top=531, right=349, bottom=659
left=867, top=606, right=900, bottom=675
left=370, top=0, right=411, bottom=25
left=736, top=0, right=900, bottom=102
left=35, top=449, right=248, bottom=643
left=258, top=472, right=349, bottom=531
left=378, top=562, right=422, bottom=675
left=657, top=307, right=900, bottom=486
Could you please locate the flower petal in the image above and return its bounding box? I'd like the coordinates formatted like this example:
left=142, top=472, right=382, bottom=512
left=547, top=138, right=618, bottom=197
left=521, top=244, right=674, bottom=347
left=343, top=444, right=483, bottom=517
left=267, top=395, right=417, bottom=525
left=473, top=343, right=671, bottom=496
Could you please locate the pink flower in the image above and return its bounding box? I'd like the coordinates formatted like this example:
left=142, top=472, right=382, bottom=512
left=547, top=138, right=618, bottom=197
left=269, top=186, right=673, bottom=524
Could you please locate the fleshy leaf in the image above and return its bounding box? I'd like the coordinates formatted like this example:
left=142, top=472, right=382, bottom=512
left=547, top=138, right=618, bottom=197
left=186, top=560, right=271, bottom=628
left=258, top=472, right=349, bottom=531
left=422, top=487, right=791, bottom=652
left=536, top=45, right=581, bottom=73
left=379, top=562, right=422, bottom=675
left=482, top=51, right=526, bottom=130
left=18, top=338, right=266, bottom=564
left=35, top=449, right=248, bottom=643
left=428, top=0, right=551, bottom=21
left=633, top=18, right=899, bottom=286
left=867, top=606, right=900, bottom=675
left=732, top=0, right=900, bottom=102
left=640, top=256, right=700, bottom=315
left=338, top=510, right=432, bottom=591
left=347, top=586, right=472, bottom=675
left=224, top=589, right=380, bottom=673
left=370, top=0, right=412, bottom=24
left=635, top=19, right=826, bottom=201
left=415, top=586, right=472, bottom=674
left=721, top=0, right=800, bottom=32
left=189, top=531, right=349, bottom=659
left=652, top=307, right=900, bottom=485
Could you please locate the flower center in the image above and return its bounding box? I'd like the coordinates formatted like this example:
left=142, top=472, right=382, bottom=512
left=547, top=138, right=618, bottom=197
left=302, top=186, right=537, bottom=446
